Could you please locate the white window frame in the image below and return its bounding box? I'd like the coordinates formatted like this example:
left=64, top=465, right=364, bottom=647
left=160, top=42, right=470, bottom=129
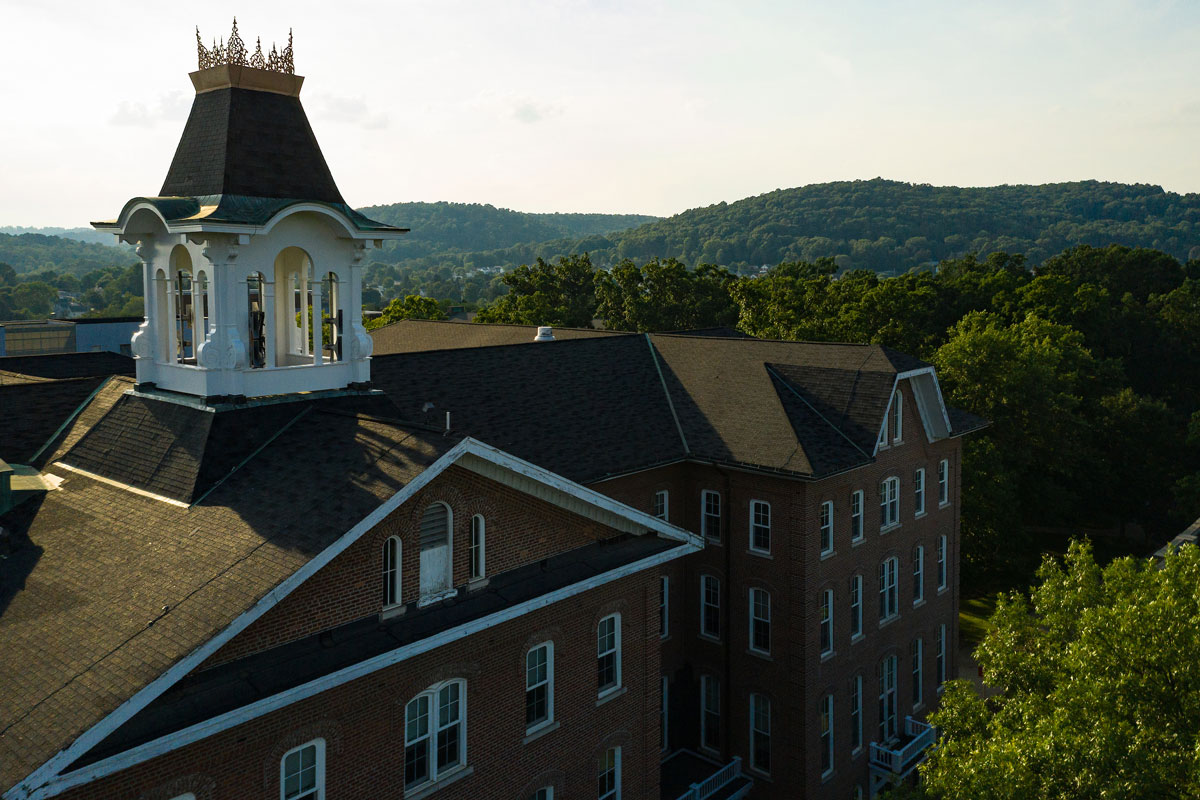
left=661, top=675, right=669, bottom=752
left=654, top=489, right=669, bottom=521
left=912, top=637, right=923, bottom=708
left=659, top=575, right=669, bottom=639
left=850, top=574, right=863, bottom=640
left=700, top=674, right=720, bottom=752
left=749, top=587, right=771, bottom=655
left=820, top=500, right=834, bottom=556
left=820, top=693, right=834, bottom=778
left=877, top=405, right=889, bottom=449
left=531, top=789, right=553, bottom=800
left=383, top=535, right=402, bottom=609
left=469, top=514, right=485, bottom=582
left=879, top=557, right=898, bottom=622
left=913, top=545, right=924, bottom=606
left=850, top=490, right=864, bottom=542
left=749, top=499, right=771, bottom=554
left=525, top=642, right=554, bottom=734
left=850, top=674, right=863, bottom=754
left=598, top=746, right=621, bottom=800
left=418, top=502, right=454, bottom=606
left=914, top=468, right=926, bottom=517
left=597, top=614, right=622, bottom=697
left=891, top=388, right=903, bottom=443
left=879, top=656, right=897, bottom=743
left=700, top=574, right=721, bottom=640
left=937, top=535, right=948, bottom=591
left=880, top=476, right=900, bottom=530
left=938, top=458, right=950, bottom=506
left=280, top=739, right=325, bottom=800
left=820, top=588, right=834, bottom=657
left=170, top=795, right=197, bottom=800
left=937, top=624, right=947, bottom=687
left=749, top=693, right=772, bottom=775
left=404, top=680, right=467, bottom=790
left=701, top=489, right=722, bottom=541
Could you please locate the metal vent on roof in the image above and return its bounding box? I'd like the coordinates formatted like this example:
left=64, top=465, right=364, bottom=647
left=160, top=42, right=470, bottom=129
left=534, top=326, right=555, bottom=342
left=420, top=503, right=450, bottom=550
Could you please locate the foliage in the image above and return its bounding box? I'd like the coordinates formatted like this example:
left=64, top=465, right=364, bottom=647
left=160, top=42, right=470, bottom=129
left=923, top=541, right=1200, bottom=800
left=0, top=232, right=135, bottom=277
left=474, top=254, right=598, bottom=328
left=367, top=294, right=447, bottom=330
left=594, top=258, right=737, bottom=332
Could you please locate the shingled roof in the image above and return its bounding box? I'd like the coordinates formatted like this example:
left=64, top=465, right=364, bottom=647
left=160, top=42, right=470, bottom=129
left=370, top=318, right=628, bottom=355
left=0, top=394, right=455, bottom=793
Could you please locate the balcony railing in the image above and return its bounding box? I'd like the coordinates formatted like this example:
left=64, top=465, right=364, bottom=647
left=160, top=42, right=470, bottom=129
left=675, top=756, right=743, bottom=800
left=869, top=716, right=936, bottom=777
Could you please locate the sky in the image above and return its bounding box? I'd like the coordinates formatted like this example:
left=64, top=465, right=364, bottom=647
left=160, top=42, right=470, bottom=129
left=1, top=0, right=1199, bottom=227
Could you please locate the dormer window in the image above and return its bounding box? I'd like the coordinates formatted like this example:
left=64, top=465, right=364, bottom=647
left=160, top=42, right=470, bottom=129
left=419, top=502, right=453, bottom=605
left=890, top=388, right=903, bottom=444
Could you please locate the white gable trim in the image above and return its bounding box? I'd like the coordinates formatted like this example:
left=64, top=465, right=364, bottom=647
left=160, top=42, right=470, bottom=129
left=27, top=541, right=695, bottom=800
left=871, top=367, right=951, bottom=456
left=8, top=436, right=691, bottom=800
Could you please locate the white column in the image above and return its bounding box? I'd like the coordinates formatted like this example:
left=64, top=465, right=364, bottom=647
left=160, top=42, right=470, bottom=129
left=263, top=279, right=276, bottom=369
left=300, top=273, right=309, bottom=357
left=165, top=274, right=178, bottom=364
left=311, top=280, right=324, bottom=366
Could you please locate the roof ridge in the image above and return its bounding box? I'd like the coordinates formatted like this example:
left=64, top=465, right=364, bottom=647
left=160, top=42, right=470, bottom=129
left=644, top=334, right=689, bottom=456
left=765, top=364, right=871, bottom=460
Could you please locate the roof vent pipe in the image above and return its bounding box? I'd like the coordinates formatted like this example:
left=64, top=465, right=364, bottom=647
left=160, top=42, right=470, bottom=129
left=534, top=326, right=555, bottom=342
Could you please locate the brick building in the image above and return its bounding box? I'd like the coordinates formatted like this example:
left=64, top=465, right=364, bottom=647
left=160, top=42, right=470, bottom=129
left=0, top=23, right=982, bottom=800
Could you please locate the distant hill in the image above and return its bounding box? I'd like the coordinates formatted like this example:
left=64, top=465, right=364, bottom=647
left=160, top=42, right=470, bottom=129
left=418, top=180, right=1200, bottom=274
left=0, top=226, right=130, bottom=248
left=355, top=201, right=660, bottom=262
left=0, top=232, right=137, bottom=276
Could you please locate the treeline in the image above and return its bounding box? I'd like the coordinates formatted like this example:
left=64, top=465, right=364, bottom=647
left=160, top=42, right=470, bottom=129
left=473, top=245, right=1200, bottom=587
left=0, top=262, right=143, bottom=320
left=385, top=180, right=1200, bottom=282
left=0, top=232, right=136, bottom=277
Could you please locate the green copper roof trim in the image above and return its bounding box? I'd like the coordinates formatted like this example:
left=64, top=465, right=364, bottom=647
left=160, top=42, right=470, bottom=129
left=93, top=194, right=407, bottom=234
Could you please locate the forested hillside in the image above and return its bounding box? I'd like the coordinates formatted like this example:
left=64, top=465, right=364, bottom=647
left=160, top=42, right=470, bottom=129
left=356, top=201, right=659, bottom=262
left=427, top=180, right=1200, bottom=276
left=0, top=232, right=136, bottom=276
left=0, top=226, right=130, bottom=247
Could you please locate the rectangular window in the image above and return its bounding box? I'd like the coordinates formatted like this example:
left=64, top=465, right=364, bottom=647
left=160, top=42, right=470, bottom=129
left=879, top=656, right=897, bottom=742
left=750, top=499, right=771, bottom=553
left=914, top=468, right=926, bottom=516
left=701, top=490, right=722, bottom=541
left=597, top=614, right=621, bottom=696
left=659, top=576, right=669, bottom=638
left=820, top=693, right=834, bottom=777
left=938, top=535, right=948, bottom=591
left=597, top=747, right=620, bottom=800
left=879, top=477, right=899, bottom=529
left=700, top=675, right=720, bottom=751
left=850, top=674, right=862, bottom=753
left=750, top=588, right=771, bottom=655
left=661, top=676, right=669, bottom=751
left=404, top=682, right=465, bottom=789
left=654, top=489, right=669, bottom=521
left=281, top=740, right=324, bottom=800
left=911, top=638, right=923, bottom=707
left=913, top=545, right=924, bottom=605
left=851, top=490, right=864, bottom=542
left=820, top=588, right=833, bottom=657
left=891, top=389, right=903, bottom=443
left=938, top=458, right=949, bottom=506
left=878, top=557, right=898, bottom=621
left=877, top=408, right=889, bottom=449
left=404, top=696, right=430, bottom=787
left=526, top=643, right=553, bottom=732
left=850, top=575, right=862, bottom=639
left=820, top=500, right=834, bottom=555
left=469, top=515, right=485, bottom=581
left=701, top=575, right=721, bottom=640
left=750, top=694, right=772, bottom=774
left=937, top=624, right=946, bottom=686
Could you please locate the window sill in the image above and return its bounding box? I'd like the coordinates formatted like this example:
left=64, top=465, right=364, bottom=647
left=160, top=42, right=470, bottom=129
left=913, top=598, right=926, bottom=609
left=913, top=702, right=925, bottom=713
left=704, top=537, right=723, bottom=547
left=467, top=577, right=489, bottom=591
left=660, top=633, right=671, bottom=642
left=914, top=511, right=927, bottom=520
left=379, top=603, right=407, bottom=621
left=747, top=548, right=773, bottom=559
left=938, top=501, right=951, bottom=510
left=405, top=765, right=474, bottom=800
left=821, top=769, right=835, bottom=784
left=416, top=589, right=456, bottom=608
left=878, top=614, right=899, bottom=630
left=850, top=632, right=864, bottom=646
left=748, top=648, right=773, bottom=661
left=851, top=745, right=864, bottom=760
left=746, top=765, right=773, bottom=782
left=523, top=719, right=560, bottom=744
left=851, top=536, right=865, bottom=548
left=880, top=523, right=901, bottom=535
left=937, top=586, right=949, bottom=596
left=820, top=549, right=835, bottom=561
left=699, top=633, right=722, bottom=645
left=596, top=685, right=627, bottom=707
left=819, top=649, right=835, bottom=663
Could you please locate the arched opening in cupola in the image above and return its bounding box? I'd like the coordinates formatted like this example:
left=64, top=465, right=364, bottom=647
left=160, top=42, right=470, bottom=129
left=169, top=245, right=195, bottom=364
left=321, top=271, right=341, bottom=362
left=247, top=272, right=268, bottom=368
left=272, top=246, right=323, bottom=367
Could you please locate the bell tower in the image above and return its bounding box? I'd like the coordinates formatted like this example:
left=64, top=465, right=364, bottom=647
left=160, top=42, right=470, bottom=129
left=93, top=20, right=407, bottom=401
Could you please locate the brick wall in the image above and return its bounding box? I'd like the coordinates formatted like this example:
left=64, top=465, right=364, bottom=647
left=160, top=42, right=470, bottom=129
left=57, top=572, right=662, bottom=800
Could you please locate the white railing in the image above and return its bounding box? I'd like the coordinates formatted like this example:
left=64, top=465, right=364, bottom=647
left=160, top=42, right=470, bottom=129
left=868, top=717, right=936, bottom=774
left=676, top=756, right=743, bottom=800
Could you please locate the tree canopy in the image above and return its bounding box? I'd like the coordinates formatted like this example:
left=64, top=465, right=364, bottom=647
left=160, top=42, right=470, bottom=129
left=922, top=541, right=1200, bottom=800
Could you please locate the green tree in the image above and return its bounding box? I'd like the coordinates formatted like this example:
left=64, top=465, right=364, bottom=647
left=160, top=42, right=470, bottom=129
left=594, top=258, right=737, bottom=332
left=474, top=253, right=597, bottom=328
left=923, top=541, right=1200, bottom=800
left=367, top=294, right=447, bottom=330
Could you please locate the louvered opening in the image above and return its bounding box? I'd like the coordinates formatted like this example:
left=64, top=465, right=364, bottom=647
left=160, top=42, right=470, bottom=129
left=420, top=503, right=450, bottom=551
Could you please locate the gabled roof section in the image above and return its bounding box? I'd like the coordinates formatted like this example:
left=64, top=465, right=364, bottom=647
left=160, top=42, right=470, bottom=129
left=370, top=318, right=628, bottom=356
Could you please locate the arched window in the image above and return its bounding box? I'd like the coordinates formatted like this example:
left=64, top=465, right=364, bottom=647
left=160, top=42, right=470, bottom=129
left=419, top=502, right=453, bottom=604
left=280, top=738, right=325, bottom=799
left=470, top=515, right=485, bottom=581
left=405, top=680, right=466, bottom=789
left=273, top=247, right=315, bottom=365
left=383, top=536, right=402, bottom=608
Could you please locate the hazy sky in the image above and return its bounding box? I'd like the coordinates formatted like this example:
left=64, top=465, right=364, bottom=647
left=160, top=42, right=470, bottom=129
left=1, top=0, right=1198, bottom=227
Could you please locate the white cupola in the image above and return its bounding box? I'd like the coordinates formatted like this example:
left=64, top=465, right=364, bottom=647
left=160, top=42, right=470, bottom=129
left=92, top=20, right=408, bottom=401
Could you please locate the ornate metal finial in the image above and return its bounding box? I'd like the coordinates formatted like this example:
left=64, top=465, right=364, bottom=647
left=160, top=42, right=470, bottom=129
left=196, top=21, right=295, bottom=74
